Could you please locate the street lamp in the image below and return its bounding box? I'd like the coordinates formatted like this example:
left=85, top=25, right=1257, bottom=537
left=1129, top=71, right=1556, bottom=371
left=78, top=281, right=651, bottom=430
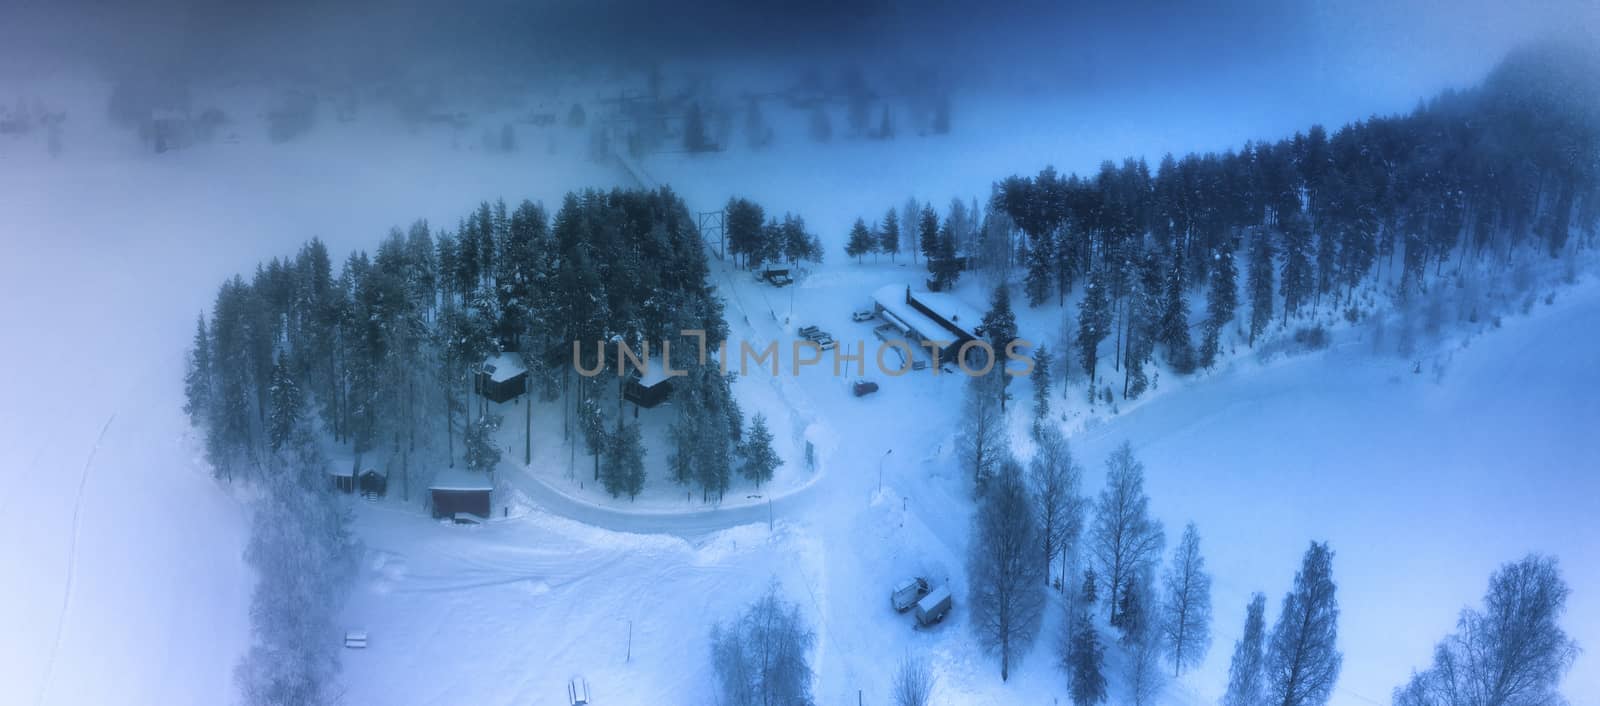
left=878, top=448, right=893, bottom=493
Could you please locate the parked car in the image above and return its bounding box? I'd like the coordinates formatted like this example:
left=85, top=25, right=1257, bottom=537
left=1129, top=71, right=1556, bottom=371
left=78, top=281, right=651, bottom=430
left=851, top=309, right=875, bottom=322
left=567, top=677, right=591, bottom=706
left=853, top=379, right=879, bottom=397
left=891, top=577, right=930, bottom=612
left=798, top=325, right=821, bottom=337
left=914, top=585, right=952, bottom=626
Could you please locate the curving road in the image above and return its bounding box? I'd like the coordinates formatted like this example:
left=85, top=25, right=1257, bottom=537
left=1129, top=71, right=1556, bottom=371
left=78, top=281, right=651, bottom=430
left=504, top=465, right=824, bottom=539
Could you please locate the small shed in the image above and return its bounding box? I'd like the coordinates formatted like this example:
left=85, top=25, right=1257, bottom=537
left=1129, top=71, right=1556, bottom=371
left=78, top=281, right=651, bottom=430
left=429, top=468, right=492, bottom=519
left=329, top=465, right=356, bottom=494
left=762, top=266, right=793, bottom=286
left=476, top=352, right=528, bottom=404
left=623, top=356, right=674, bottom=409
left=359, top=469, right=388, bottom=498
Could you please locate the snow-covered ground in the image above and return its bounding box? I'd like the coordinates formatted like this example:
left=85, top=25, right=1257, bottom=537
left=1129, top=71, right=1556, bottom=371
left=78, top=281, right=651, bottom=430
left=3, top=75, right=1595, bottom=706
left=0, top=78, right=625, bottom=706
left=329, top=258, right=1600, bottom=706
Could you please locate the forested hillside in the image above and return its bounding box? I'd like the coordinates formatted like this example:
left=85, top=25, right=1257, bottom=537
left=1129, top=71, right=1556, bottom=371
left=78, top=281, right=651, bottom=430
left=835, top=40, right=1600, bottom=402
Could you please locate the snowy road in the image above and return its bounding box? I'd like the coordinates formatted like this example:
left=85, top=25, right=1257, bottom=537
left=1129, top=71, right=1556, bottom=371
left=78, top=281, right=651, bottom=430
left=504, top=462, right=811, bottom=538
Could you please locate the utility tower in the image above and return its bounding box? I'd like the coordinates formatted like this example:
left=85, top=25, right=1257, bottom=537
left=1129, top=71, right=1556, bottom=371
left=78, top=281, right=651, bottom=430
left=698, top=209, right=726, bottom=260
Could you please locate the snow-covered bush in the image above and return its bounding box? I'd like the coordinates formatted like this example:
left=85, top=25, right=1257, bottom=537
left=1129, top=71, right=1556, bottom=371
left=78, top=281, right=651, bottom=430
left=709, top=583, right=815, bottom=706
left=234, top=430, right=358, bottom=706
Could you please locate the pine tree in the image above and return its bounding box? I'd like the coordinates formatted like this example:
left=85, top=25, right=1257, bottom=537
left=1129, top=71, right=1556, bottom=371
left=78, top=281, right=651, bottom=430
left=1082, top=569, right=1098, bottom=605
left=782, top=214, right=821, bottom=265
left=690, top=366, right=737, bottom=502
left=846, top=218, right=875, bottom=263
left=980, top=285, right=1018, bottom=410
left=184, top=315, right=213, bottom=426
left=1066, top=609, right=1108, bottom=706
left=266, top=358, right=301, bottom=453
left=931, top=226, right=961, bottom=290
left=602, top=421, right=646, bottom=499
left=1280, top=219, right=1314, bottom=325
left=1124, top=250, right=1162, bottom=400
left=1265, top=542, right=1342, bottom=706
left=1224, top=593, right=1269, bottom=706
left=578, top=384, right=608, bottom=480
left=1030, top=343, right=1053, bottom=438
left=1201, top=244, right=1238, bottom=368
left=1160, top=249, right=1196, bottom=373
left=725, top=198, right=766, bottom=269
left=1247, top=231, right=1276, bottom=346
left=1161, top=522, right=1213, bottom=676
left=918, top=204, right=939, bottom=263
left=1314, top=228, right=1338, bottom=313
left=1077, top=268, right=1112, bottom=393
left=463, top=413, right=503, bottom=473
left=1024, top=230, right=1056, bottom=307
left=879, top=207, right=902, bottom=261
left=739, top=412, right=781, bottom=487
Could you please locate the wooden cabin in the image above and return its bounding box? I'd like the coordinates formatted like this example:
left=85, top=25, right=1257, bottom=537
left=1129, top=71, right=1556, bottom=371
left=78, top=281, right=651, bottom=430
left=476, top=352, right=528, bottom=404
left=428, top=469, right=492, bottom=519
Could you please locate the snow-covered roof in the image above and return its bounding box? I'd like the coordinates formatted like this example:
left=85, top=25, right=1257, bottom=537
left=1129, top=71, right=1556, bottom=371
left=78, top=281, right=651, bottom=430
left=872, top=285, right=980, bottom=344
left=624, top=351, right=693, bottom=388
left=632, top=355, right=674, bottom=388
left=914, top=290, right=984, bottom=334
left=481, top=352, right=527, bottom=383
left=429, top=468, right=493, bottom=492
left=918, top=584, right=951, bottom=608
left=327, top=464, right=355, bottom=478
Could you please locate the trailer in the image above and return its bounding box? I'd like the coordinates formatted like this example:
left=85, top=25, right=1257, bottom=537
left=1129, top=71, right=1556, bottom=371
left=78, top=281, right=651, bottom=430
left=914, top=585, right=952, bottom=627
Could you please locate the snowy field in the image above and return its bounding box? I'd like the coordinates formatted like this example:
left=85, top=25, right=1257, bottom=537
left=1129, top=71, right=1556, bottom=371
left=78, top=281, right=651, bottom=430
left=0, top=80, right=626, bottom=705
left=2, top=75, right=1595, bottom=706
left=332, top=256, right=1600, bottom=706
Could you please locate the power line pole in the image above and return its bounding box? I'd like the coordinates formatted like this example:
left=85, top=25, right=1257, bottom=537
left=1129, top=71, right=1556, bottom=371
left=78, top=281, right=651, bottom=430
left=699, top=209, right=726, bottom=260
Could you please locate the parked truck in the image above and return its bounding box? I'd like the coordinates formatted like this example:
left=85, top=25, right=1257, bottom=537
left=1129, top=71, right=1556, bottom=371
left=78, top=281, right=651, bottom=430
left=914, top=585, right=952, bottom=627
left=890, top=577, right=930, bottom=612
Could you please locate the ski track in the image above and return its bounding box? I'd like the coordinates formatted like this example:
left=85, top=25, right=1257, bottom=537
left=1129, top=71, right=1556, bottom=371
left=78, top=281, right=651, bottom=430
left=33, top=414, right=113, bottom=706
